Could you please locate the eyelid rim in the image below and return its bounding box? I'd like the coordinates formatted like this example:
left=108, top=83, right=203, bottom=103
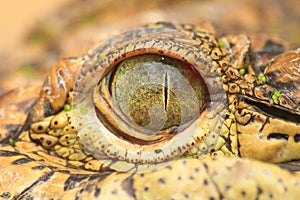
left=72, top=26, right=228, bottom=171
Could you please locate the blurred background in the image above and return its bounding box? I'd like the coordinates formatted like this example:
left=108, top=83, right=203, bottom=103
left=0, top=0, right=299, bottom=93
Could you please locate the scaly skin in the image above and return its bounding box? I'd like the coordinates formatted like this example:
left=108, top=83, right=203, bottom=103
left=0, top=22, right=300, bottom=199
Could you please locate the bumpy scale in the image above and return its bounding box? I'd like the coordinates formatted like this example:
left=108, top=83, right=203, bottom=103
left=0, top=22, right=300, bottom=199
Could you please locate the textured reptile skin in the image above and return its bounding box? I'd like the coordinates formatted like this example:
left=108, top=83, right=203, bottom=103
left=0, top=22, right=299, bottom=199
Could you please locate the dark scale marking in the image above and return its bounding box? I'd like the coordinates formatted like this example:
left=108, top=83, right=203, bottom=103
left=261, top=40, right=285, bottom=54
left=259, top=115, right=270, bottom=133
left=149, top=40, right=160, bottom=49
left=154, top=149, right=162, bottom=154
left=111, top=189, right=118, bottom=195
left=184, top=193, right=189, bottom=198
left=23, top=195, right=34, bottom=200
left=250, top=186, right=261, bottom=200
left=15, top=98, right=36, bottom=115
left=166, top=165, right=172, bottom=170
left=202, top=163, right=224, bottom=200
left=43, top=99, right=53, bottom=118
left=203, top=179, right=209, bottom=186
left=79, top=188, right=84, bottom=194
left=267, top=133, right=289, bottom=141
left=39, top=171, right=55, bottom=182
left=1, top=124, right=25, bottom=145
left=57, top=169, right=71, bottom=174
left=294, top=134, right=300, bottom=142
left=256, top=186, right=263, bottom=196
left=185, top=50, right=196, bottom=57
left=121, top=176, right=137, bottom=199
left=17, top=171, right=55, bottom=198
left=94, top=187, right=101, bottom=197
left=56, top=70, right=66, bottom=89
left=12, top=157, right=33, bottom=165
left=32, top=165, right=46, bottom=170
left=244, top=97, right=300, bottom=123
left=158, top=177, right=166, bottom=184
left=241, top=190, right=246, bottom=196
left=196, top=57, right=205, bottom=63
left=0, top=192, right=11, bottom=199
left=0, top=150, right=20, bottom=156
left=37, top=125, right=43, bottom=131
left=64, top=174, right=89, bottom=191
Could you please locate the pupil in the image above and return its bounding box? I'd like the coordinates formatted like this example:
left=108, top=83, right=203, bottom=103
left=109, top=54, right=208, bottom=131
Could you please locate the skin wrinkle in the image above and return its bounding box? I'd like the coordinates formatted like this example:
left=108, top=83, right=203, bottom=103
left=0, top=22, right=299, bottom=199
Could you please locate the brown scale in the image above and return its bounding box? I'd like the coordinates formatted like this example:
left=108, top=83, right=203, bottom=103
left=1, top=22, right=300, bottom=199
left=32, top=58, right=82, bottom=122
left=30, top=110, right=103, bottom=171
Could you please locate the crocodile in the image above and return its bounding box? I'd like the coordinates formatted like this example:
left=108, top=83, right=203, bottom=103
left=0, top=22, right=300, bottom=199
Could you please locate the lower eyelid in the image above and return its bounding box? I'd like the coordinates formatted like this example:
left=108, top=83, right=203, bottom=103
left=71, top=26, right=227, bottom=171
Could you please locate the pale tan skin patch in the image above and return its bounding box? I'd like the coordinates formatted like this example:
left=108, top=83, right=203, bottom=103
left=0, top=22, right=300, bottom=199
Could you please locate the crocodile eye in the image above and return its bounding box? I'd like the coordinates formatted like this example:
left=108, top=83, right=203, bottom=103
left=100, top=54, right=208, bottom=134
left=73, top=26, right=227, bottom=171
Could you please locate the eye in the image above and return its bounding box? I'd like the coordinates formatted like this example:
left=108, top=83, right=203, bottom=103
left=97, top=53, right=209, bottom=143
left=110, top=54, right=208, bottom=131
left=73, top=26, right=227, bottom=171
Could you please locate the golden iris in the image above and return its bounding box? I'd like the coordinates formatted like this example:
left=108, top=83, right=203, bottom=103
left=105, top=54, right=209, bottom=131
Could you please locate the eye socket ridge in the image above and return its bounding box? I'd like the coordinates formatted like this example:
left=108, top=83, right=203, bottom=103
left=72, top=26, right=227, bottom=168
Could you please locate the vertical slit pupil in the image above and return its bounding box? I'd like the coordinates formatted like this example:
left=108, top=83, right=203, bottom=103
left=103, top=53, right=209, bottom=131
left=164, top=71, right=168, bottom=109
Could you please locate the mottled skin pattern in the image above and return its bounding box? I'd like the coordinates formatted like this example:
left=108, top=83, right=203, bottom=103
left=0, top=22, right=300, bottom=199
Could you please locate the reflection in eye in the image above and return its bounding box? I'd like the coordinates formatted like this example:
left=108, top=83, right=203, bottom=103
left=106, top=54, right=209, bottom=132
